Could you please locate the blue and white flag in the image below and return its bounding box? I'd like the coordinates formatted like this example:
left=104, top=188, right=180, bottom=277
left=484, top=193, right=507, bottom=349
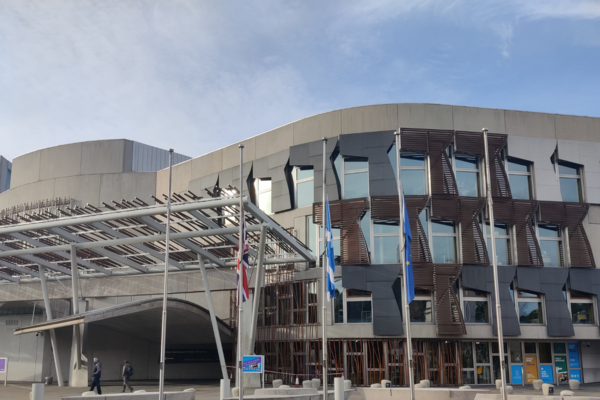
left=403, top=193, right=415, bottom=304
left=325, top=197, right=336, bottom=301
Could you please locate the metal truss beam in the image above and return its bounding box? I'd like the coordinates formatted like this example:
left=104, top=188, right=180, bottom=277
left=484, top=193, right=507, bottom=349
left=0, top=244, right=72, bottom=276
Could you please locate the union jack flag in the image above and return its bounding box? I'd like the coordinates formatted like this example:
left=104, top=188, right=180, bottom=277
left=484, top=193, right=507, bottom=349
left=237, top=219, right=250, bottom=306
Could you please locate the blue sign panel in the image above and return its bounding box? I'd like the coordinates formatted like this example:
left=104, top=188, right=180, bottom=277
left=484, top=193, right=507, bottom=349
left=570, top=369, right=581, bottom=382
left=540, top=365, right=554, bottom=383
left=568, top=343, right=580, bottom=369
left=243, top=355, right=264, bottom=373
left=511, top=365, right=523, bottom=384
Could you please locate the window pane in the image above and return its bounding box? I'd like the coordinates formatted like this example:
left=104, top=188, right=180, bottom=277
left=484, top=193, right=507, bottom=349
left=463, top=370, right=475, bottom=385
left=462, top=342, right=474, bottom=368
left=297, top=168, right=314, bottom=180
left=519, top=302, right=543, bottom=324
left=432, top=236, right=456, bottom=263
left=456, top=156, right=478, bottom=169
left=464, top=301, right=489, bottom=323
left=509, top=174, right=531, bottom=200
left=476, top=342, right=490, bottom=363
left=485, top=223, right=509, bottom=236
left=524, top=342, right=536, bottom=354
left=457, top=171, right=479, bottom=197
left=347, top=301, right=372, bottom=323
left=432, top=221, right=455, bottom=234
left=477, top=366, right=491, bottom=384
left=570, top=290, right=593, bottom=299
left=347, top=289, right=371, bottom=297
left=259, top=191, right=272, bottom=214
left=559, top=164, right=578, bottom=175
left=540, top=240, right=561, bottom=267
left=373, top=236, right=400, bottom=264
left=344, top=172, right=369, bottom=199
left=307, top=216, right=317, bottom=254
left=401, top=154, right=425, bottom=167
left=401, top=170, right=427, bottom=195
left=345, top=159, right=368, bottom=171
left=553, top=343, right=566, bottom=354
left=539, top=343, right=552, bottom=364
left=508, top=160, right=529, bottom=173
left=258, top=179, right=272, bottom=191
left=334, top=280, right=344, bottom=323
left=518, top=291, right=540, bottom=298
left=297, top=180, right=314, bottom=208
left=539, top=225, right=560, bottom=237
left=361, top=211, right=371, bottom=252
left=510, top=342, right=523, bottom=364
left=419, top=210, right=428, bottom=238
left=572, top=303, right=595, bottom=324
left=409, top=300, right=432, bottom=322
left=560, top=177, right=581, bottom=202
left=464, top=289, right=487, bottom=297
left=374, top=222, right=399, bottom=234
left=487, top=238, right=510, bottom=266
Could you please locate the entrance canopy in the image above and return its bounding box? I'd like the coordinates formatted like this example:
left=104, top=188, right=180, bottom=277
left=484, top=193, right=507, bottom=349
left=0, top=193, right=315, bottom=282
left=13, top=298, right=233, bottom=344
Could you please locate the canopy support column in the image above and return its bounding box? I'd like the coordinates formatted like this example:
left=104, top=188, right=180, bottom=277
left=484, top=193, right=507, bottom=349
left=249, top=224, right=267, bottom=353
left=39, top=265, right=64, bottom=387
left=199, top=256, right=228, bottom=380
left=70, top=245, right=82, bottom=370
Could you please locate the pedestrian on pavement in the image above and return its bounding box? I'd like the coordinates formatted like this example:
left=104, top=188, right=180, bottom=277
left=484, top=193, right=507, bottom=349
left=122, top=360, right=134, bottom=393
left=90, top=357, right=102, bottom=394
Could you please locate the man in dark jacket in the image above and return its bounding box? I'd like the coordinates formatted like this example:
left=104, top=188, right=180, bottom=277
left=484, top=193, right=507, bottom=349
left=122, top=360, right=134, bottom=393
left=90, top=357, right=102, bottom=394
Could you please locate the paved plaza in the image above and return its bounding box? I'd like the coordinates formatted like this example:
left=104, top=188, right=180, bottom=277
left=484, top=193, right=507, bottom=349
left=3, top=382, right=600, bottom=400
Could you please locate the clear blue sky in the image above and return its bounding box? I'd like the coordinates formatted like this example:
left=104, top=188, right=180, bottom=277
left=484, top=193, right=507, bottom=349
left=0, top=0, right=598, bottom=160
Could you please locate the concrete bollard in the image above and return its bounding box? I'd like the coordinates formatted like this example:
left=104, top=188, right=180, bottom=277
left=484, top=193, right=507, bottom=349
left=381, top=379, right=392, bottom=388
left=220, top=378, right=231, bottom=400
left=334, top=377, right=344, bottom=400
left=232, top=387, right=240, bottom=397
left=561, top=390, right=574, bottom=396
left=31, top=384, right=45, bottom=400
left=303, top=380, right=313, bottom=388
left=569, top=380, right=580, bottom=390
left=312, top=378, right=321, bottom=389
left=542, top=383, right=555, bottom=395
left=370, top=383, right=382, bottom=388
left=344, top=380, right=352, bottom=390
left=496, top=379, right=502, bottom=389
left=420, top=379, right=430, bottom=388
left=501, top=386, right=514, bottom=395
left=533, top=379, right=544, bottom=390
left=272, top=379, right=283, bottom=388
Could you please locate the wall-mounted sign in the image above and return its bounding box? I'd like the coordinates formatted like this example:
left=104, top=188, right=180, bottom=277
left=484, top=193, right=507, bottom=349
left=570, top=369, right=581, bottom=383
left=555, top=355, right=568, bottom=383
left=511, top=365, right=523, bottom=384
left=540, top=365, right=554, bottom=383
left=525, top=356, right=538, bottom=383
left=0, top=359, right=6, bottom=373
left=568, top=343, right=580, bottom=369
left=243, top=355, right=264, bottom=373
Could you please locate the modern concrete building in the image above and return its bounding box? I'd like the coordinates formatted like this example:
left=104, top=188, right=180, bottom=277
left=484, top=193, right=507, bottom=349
left=1, top=104, right=600, bottom=388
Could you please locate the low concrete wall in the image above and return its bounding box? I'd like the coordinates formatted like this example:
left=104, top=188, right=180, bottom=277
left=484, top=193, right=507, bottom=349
left=474, top=395, right=600, bottom=400
left=358, top=387, right=490, bottom=400
left=62, top=390, right=195, bottom=400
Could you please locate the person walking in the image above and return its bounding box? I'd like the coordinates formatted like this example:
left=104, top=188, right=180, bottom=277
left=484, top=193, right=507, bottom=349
left=90, top=357, right=102, bottom=394
left=122, top=360, right=134, bottom=393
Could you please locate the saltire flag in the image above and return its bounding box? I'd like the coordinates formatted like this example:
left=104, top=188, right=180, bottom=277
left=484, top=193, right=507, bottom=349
left=237, top=219, right=250, bottom=306
left=403, top=193, right=415, bottom=304
left=325, top=197, right=336, bottom=301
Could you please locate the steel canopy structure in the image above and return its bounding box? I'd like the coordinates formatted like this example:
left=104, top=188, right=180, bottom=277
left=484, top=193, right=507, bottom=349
left=0, top=192, right=315, bottom=387
left=0, top=193, right=315, bottom=282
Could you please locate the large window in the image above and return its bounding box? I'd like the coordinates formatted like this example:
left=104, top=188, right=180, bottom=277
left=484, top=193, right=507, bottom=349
left=254, top=179, right=272, bottom=214
left=409, top=290, right=433, bottom=323
left=537, top=224, right=563, bottom=267
left=518, top=290, right=544, bottom=324
left=388, top=145, right=428, bottom=195
left=295, top=168, right=314, bottom=208
left=558, top=162, right=582, bottom=203
left=569, top=291, right=595, bottom=325
left=507, top=159, right=532, bottom=200
left=334, top=279, right=372, bottom=324
left=334, top=154, right=369, bottom=199
left=455, top=155, right=480, bottom=197
left=463, top=289, right=490, bottom=323
left=372, top=222, right=400, bottom=264
left=306, top=216, right=318, bottom=256
left=431, top=221, right=457, bottom=264
left=485, top=222, right=511, bottom=265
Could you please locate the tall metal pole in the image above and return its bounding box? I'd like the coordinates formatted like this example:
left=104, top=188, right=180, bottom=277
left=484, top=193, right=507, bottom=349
left=39, top=265, right=64, bottom=387
left=70, top=244, right=82, bottom=370
left=158, top=149, right=174, bottom=400
left=395, top=132, right=414, bottom=400
left=238, top=144, right=245, bottom=400
left=483, top=128, right=508, bottom=400
left=250, top=225, right=268, bottom=352
left=322, top=138, right=328, bottom=400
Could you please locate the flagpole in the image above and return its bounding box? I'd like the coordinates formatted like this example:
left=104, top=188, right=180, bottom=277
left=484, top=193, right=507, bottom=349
left=395, top=132, right=415, bottom=400
left=321, top=137, right=328, bottom=400
left=238, top=144, right=245, bottom=400
left=483, top=128, right=508, bottom=400
left=158, top=149, right=174, bottom=400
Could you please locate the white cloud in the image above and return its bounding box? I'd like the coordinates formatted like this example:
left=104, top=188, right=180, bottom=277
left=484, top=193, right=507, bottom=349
left=494, top=22, right=514, bottom=58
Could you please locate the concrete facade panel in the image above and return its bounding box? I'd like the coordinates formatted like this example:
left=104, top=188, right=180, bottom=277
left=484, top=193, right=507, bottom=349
left=452, top=106, right=506, bottom=133
left=293, top=110, right=341, bottom=145
left=10, top=149, right=41, bottom=188
left=555, top=114, right=600, bottom=142
left=80, top=140, right=126, bottom=175
left=505, top=110, right=557, bottom=139
left=256, top=124, right=294, bottom=159
left=397, top=103, right=454, bottom=130
left=99, top=172, right=157, bottom=206
left=156, top=160, right=190, bottom=197
left=191, top=149, right=223, bottom=181
left=222, top=138, right=256, bottom=170
left=54, top=174, right=102, bottom=207
left=341, top=104, right=398, bottom=134
left=557, top=140, right=600, bottom=203
left=39, top=142, right=83, bottom=181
